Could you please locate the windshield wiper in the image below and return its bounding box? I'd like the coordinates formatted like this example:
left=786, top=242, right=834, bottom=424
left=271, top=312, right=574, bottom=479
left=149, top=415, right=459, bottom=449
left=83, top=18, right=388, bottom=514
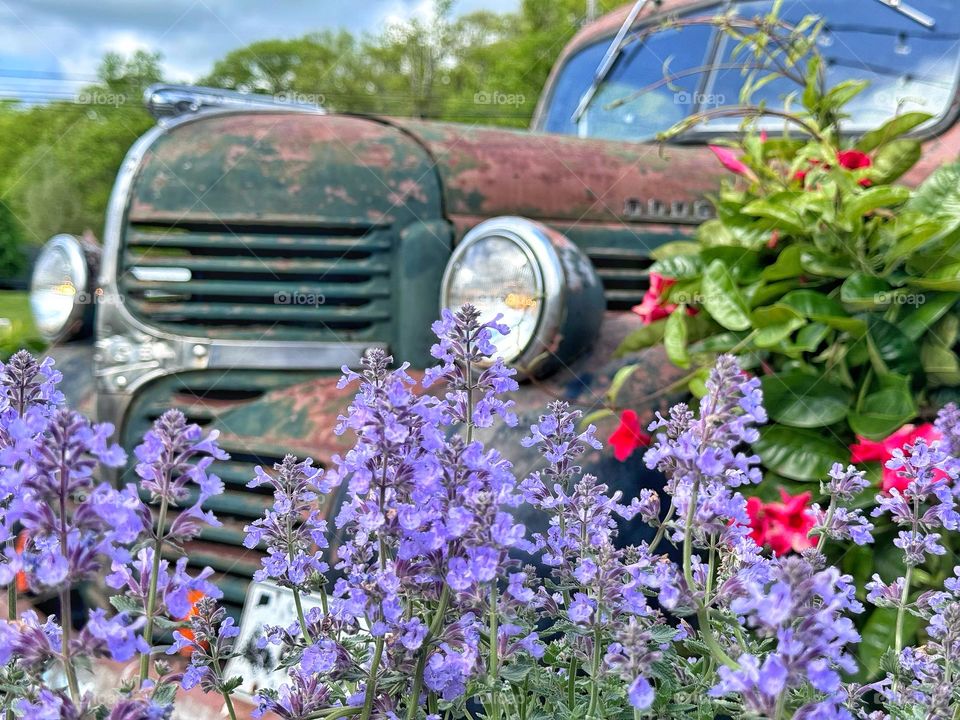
left=872, top=0, right=936, bottom=29
left=571, top=0, right=652, bottom=124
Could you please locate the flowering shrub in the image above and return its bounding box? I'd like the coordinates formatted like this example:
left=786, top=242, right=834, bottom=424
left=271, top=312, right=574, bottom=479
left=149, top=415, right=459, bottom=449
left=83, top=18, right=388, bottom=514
left=1, top=308, right=960, bottom=718
left=613, top=6, right=960, bottom=484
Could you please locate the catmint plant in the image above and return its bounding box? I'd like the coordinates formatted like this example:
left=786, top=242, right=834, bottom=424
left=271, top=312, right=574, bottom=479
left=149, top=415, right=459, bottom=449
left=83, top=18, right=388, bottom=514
left=124, top=408, right=228, bottom=685
left=5, top=318, right=960, bottom=719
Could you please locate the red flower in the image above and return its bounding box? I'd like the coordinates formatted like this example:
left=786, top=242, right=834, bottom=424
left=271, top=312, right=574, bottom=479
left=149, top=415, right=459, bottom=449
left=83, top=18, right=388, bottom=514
left=746, top=490, right=816, bottom=556
left=837, top=150, right=872, bottom=170
left=851, top=423, right=946, bottom=493
left=631, top=272, right=678, bottom=325
left=709, top=145, right=757, bottom=181
left=837, top=149, right=873, bottom=187
left=795, top=151, right=873, bottom=187
left=608, top=410, right=651, bottom=462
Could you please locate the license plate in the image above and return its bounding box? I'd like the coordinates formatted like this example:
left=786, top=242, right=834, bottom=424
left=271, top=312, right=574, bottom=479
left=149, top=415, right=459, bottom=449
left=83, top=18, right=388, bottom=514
left=223, top=582, right=325, bottom=697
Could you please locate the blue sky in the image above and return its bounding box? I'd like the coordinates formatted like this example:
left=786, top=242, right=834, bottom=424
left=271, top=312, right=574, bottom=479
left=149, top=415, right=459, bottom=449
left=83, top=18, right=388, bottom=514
left=0, top=0, right=520, bottom=102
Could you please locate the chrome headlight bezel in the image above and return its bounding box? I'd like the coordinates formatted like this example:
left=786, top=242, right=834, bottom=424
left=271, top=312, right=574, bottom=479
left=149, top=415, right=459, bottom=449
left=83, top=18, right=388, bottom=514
left=30, top=234, right=93, bottom=342
left=440, top=216, right=605, bottom=377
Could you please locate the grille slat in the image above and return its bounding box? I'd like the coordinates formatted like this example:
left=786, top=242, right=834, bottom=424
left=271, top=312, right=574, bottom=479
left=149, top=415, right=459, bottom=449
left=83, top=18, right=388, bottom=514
left=123, top=252, right=390, bottom=276
left=119, top=221, right=395, bottom=340
left=586, top=247, right=653, bottom=311
left=125, top=278, right=390, bottom=299
left=127, top=231, right=391, bottom=253
left=127, top=299, right=391, bottom=323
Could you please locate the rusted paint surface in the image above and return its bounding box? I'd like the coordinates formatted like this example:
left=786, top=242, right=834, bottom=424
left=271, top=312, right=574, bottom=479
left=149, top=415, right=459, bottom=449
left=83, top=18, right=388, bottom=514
left=129, top=113, right=443, bottom=228
left=390, top=118, right=721, bottom=227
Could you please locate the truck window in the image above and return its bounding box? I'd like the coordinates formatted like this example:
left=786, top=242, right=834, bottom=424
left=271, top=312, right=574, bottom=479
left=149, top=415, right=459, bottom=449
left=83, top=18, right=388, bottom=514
left=542, top=21, right=716, bottom=140
left=704, top=0, right=960, bottom=132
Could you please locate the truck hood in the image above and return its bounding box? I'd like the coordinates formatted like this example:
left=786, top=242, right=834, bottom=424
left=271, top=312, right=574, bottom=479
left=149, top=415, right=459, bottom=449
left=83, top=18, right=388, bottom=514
left=388, top=117, right=719, bottom=229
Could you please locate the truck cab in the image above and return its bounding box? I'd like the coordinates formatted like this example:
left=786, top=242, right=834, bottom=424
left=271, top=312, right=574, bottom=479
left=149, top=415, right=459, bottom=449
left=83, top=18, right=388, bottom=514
left=29, top=0, right=960, bottom=621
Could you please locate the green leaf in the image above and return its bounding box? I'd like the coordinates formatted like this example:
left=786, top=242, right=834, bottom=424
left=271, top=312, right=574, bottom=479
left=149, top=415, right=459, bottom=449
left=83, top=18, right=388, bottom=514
left=857, top=111, right=932, bottom=152
left=858, top=608, right=919, bottom=680
left=840, top=272, right=890, bottom=309
left=905, top=160, right=960, bottom=217
left=650, top=241, right=700, bottom=260
left=848, top=375, right=918, bottom=440
left=749, top=279, right=802, bottom=308
left=605, top=364, right=640, bottom=404
left=780, top=290, right=866, bottom=335
left=664, top=307, right=690, bottom=368
left=750, top=304, right=806, bottom=347
left=701, top=259, right=751, bottom=331
left=754, top=425, right=848, bottom=481
left=906, top=263, right=960, bottom=291
left=843, top=186, right=911, bottom=224
left=897, top=293, right=959, bottom=340
left=109, top=595, right=142, bottom=615
left=760, top=372, right=852, bottom=428
left=824, top=79, right=868, bottom=109
left=700, top=247, right=762, bottom=283
left=800, top=250, right=854, bottom=279
left=740, top=198, right=805, bottom=235
left=688, top=331, right=747, bottom=354
left=787, top=322, right=830, bottom=353
left=847, top=316, right=921, bottom=376
left=614, top=320, right=666, bottom=357
left=921, top=338, right=960, bottom=386
left=870, top=138, right=921, bottom=183
left=760, top=244, right=805, bottom=281
left=579, top=408, right=614, bottom=431
left=649, top=254, right=703, bottom=281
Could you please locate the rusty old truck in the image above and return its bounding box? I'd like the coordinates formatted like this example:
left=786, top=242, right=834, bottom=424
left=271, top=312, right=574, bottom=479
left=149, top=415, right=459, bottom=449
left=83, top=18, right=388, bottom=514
left=29, top=0, right=960, bottom=620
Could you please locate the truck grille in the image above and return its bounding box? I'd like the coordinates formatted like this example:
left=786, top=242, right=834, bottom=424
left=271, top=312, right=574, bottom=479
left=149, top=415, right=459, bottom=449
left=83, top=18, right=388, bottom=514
left=118, top=221, right=395, bottom=341
left=586, top=248, right=653, bottom=311
left=121, top=370, right=337, bottom=621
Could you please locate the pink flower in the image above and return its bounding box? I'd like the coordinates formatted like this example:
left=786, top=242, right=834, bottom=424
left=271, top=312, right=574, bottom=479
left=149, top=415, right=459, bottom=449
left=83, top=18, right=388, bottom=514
left=746, top=490, right=816, bottom=556
left=709, top=145, right=757, bottom=181
left=631, top=272, right=677, bottom=325
left=608, top=410, right=651, bottom=462
left=850, top=424, right=946, bottom=493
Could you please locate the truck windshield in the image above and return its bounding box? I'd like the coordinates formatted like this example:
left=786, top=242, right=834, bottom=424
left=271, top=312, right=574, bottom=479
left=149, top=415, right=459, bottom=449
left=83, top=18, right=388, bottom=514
left=542, top=22, right=716, bottom=139
left=542, top=0, right=960, bottom=141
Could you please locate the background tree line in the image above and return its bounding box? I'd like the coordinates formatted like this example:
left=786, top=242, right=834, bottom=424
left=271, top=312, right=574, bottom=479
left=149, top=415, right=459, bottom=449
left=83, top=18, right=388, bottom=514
left=0, top=0, right=623, bottom=283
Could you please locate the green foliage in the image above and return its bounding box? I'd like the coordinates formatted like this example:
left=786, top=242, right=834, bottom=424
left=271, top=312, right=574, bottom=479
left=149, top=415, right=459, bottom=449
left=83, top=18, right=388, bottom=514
left=200, top=0, right=624, bottom=125
left=0, top=291, right=43, bottom=359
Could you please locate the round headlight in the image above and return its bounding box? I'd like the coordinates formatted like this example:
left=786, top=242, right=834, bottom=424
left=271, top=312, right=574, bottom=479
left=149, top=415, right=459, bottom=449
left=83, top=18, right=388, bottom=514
left=441, top=217, right=605, bottom=377
left=30, top=234, right=90, bottom=342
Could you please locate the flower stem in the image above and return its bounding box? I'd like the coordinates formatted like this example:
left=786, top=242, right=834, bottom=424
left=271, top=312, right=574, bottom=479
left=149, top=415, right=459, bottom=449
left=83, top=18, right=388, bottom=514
left=139, top=494, right=170, bottom=685
left=293, top=588, right=313, bottom=644
left=360, top=637, right=385, bottom=720
left=648, top=501, right=675, bottom=554
left=59, top=587, right=80, bottom=703
left=682, top=479, right=738, bottom=671
left=586, top=622, right=603, bottom=717
left=57, top=459, right=80, bottom=703
left=406, top=585, right=451, bottom=720
left=815, top=499, right=835, bottom=554
left=895, top=565, right=913, bottom=656
left=222, top=691, right=238, bottom=720
left=488, top=583, right=500, bottom=720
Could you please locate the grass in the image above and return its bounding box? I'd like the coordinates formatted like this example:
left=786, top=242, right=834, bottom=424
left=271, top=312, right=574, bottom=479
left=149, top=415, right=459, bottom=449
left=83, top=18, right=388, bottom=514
left=0, top=290, right=44, bottom=359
